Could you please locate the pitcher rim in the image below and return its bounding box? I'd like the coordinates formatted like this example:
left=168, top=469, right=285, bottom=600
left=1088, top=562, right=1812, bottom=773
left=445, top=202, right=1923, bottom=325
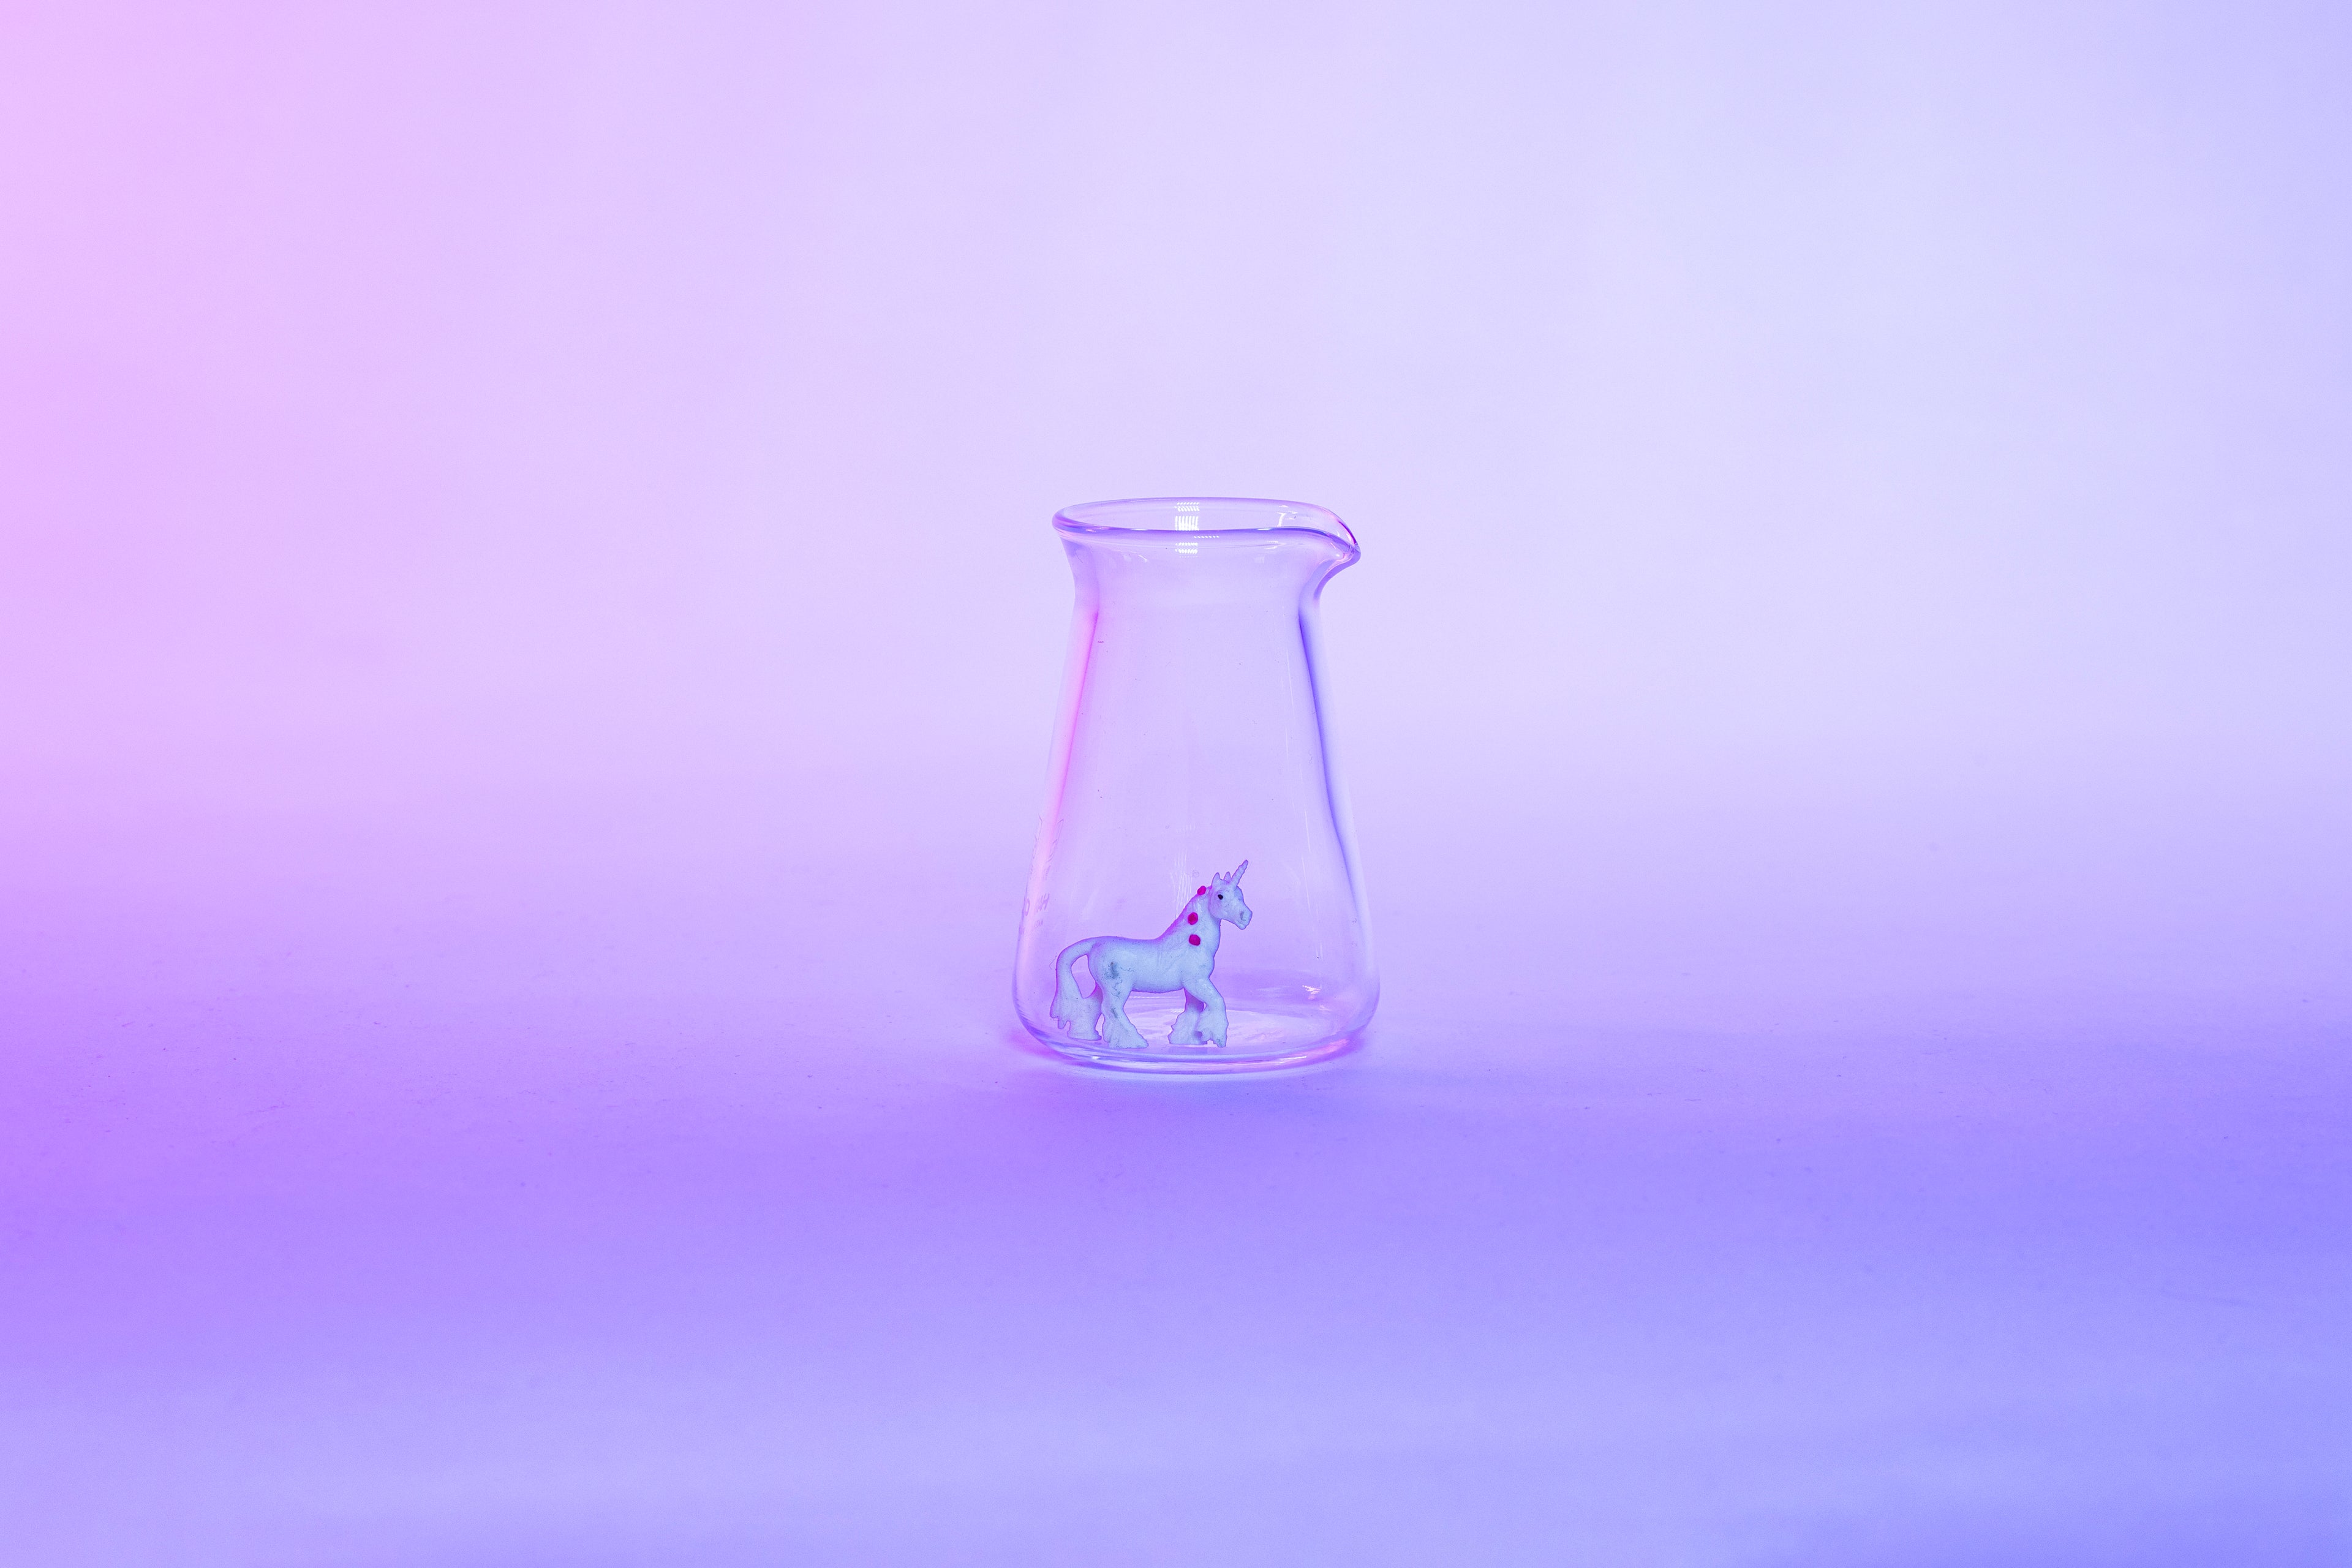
left=1054, top=496, right=1360, bottom=557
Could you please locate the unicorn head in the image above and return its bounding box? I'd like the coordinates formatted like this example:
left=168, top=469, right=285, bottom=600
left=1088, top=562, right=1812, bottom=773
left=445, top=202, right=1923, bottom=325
left=1207, top=861, right=1253, bottom=929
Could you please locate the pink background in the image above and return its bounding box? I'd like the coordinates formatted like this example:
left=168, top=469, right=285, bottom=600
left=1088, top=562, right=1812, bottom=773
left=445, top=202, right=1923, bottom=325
left=4, top=3, right=2348, bottom=1562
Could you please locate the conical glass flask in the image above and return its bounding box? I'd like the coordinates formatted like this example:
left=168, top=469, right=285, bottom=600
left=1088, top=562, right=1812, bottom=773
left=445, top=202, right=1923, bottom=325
left=1014, top=497, right=1376, bottom=1072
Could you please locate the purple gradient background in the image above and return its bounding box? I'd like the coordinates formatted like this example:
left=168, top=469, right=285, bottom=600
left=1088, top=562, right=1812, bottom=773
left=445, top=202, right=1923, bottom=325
left=4, top=3, right=2348, bottom=1562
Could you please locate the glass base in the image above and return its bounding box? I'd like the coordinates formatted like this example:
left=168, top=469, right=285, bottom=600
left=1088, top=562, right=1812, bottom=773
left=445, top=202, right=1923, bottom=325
left=1024, top=997, right=1365, bottom=1075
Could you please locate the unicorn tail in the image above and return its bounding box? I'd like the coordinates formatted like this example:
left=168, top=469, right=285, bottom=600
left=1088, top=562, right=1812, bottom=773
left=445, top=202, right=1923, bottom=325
left=1050, top=940, right=1101, bottom=1038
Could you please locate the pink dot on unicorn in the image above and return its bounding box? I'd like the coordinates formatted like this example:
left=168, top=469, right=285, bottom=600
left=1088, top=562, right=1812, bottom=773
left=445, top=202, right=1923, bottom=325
left=1050, top=862, right=1253, bottom=1050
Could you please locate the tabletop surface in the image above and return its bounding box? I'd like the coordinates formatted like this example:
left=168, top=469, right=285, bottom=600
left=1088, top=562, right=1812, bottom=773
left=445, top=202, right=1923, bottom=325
left=7, top=797, right=2345, bottom=1568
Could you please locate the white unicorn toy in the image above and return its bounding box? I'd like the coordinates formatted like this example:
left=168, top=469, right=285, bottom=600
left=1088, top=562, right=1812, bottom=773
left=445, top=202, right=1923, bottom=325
left=1050, top=862, right=1254, bottom=1050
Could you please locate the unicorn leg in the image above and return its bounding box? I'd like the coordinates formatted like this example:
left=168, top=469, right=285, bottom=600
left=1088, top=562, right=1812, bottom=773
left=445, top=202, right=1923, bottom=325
left=1098, top=976, right=1149, bottom=1050
left=1182, top=976, right=1229, bottom=1049
left=1169, top=990, right=1205, bottom=1047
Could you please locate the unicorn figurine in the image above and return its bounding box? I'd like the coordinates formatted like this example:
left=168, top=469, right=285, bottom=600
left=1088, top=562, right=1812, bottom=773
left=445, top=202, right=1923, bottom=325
left=1050, top=863, right=1253, bottom=1050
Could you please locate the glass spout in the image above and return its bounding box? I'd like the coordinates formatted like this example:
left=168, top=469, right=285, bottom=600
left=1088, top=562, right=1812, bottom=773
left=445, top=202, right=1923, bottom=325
left=1054, top=496, right=1360, bottom=561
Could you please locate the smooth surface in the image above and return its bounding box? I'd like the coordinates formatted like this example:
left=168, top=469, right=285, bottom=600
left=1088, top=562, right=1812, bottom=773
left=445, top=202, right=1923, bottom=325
left=7, top=987, right=2348, bottom=1566
left=4, top=1, right=2350, bottom=1561
left=6, top=782, right=2348, bottom=1565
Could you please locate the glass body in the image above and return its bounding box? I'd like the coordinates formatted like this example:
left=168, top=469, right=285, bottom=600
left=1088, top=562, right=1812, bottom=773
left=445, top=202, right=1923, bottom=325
left=1014, top=497, right=1376, bottom=1072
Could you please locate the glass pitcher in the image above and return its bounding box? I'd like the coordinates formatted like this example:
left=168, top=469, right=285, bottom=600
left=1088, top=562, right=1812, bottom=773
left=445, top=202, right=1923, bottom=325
left=1014, top=497, right=1376, bottom=1072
